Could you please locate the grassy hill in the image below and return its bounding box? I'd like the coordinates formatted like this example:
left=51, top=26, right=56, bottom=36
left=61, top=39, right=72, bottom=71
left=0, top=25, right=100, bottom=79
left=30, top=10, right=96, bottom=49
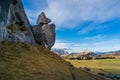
left=0, top=42, right=105, bottom=80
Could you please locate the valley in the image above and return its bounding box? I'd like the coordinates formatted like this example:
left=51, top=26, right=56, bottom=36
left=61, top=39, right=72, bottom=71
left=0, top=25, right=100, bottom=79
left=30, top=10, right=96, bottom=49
left=66, top=59, right=120, bottom=79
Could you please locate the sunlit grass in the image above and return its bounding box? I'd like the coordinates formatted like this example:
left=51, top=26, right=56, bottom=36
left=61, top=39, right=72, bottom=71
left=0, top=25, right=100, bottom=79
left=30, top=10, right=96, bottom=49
left=67, top=59, right=120, bottom=75
left=0, top=42, right=105, bottom=80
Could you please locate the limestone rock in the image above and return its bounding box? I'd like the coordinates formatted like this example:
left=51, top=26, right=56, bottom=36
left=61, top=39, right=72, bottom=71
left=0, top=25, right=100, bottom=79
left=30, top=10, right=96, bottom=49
left=42, top=24, right=56, bottom=49
left=36, top=12, right=51, bottom=25
left=32, top=12, right=56, bottom=49
left=32, top=24, right=56, bottom=49
left=32, top=25, right=45, bottom=46
left=0, top=0, right=35, bottom=44
left=0, top=0, right=10, bottom=41
left=7, top=31, right=27, bottom=43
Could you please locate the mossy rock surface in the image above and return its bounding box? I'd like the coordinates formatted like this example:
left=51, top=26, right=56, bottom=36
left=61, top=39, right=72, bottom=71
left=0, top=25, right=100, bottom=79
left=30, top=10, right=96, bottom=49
left=7, top=23, right=27, bottom=33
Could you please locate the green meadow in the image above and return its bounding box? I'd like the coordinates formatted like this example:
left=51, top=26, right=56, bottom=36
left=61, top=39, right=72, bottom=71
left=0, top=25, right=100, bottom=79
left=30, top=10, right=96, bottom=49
left=67, top=59, right=120, bottom=75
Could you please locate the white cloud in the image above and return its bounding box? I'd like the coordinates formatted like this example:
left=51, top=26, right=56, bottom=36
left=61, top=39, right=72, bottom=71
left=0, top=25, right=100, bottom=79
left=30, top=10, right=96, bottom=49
left=52, top=40, right=89, bottom=52
left=52, top=40, right=70, bottom=49
left=43, top=0, right=120, bottom=29
left=53, top=38, right=120, bottom=53
left=53, top=42, right=69, bottom=49
left=23, top=0, right=120, bottom=29
left=83, top=34, right=106, bottom=40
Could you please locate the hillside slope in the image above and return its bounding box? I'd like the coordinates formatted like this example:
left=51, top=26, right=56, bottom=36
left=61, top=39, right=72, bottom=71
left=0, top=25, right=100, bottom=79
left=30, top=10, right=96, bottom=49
left=0, top=42, right=105, bottom=80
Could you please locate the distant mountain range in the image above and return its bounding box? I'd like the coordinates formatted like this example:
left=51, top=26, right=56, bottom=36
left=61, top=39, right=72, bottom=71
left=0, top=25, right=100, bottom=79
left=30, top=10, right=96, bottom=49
left=100, top=50, right=120, bottom=56
left=51, top=48, right=69, bottom=57
left=68, top=52, right=96, bottom=59
left=94, top=52, right=106, bottom=54
left=52, top=48, right=120, bottom=58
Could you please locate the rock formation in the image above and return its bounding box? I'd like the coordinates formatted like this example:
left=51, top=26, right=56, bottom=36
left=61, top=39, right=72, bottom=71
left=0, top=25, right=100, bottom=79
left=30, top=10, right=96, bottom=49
left=32, top=12, right=56, bottom=49
left=36, top=12, right=51, bottom=25
left=0, top=0, right=35, bottom=44
left=0, top=0, right=10, bottom=42
left=0, top=0, right=55, bottom=49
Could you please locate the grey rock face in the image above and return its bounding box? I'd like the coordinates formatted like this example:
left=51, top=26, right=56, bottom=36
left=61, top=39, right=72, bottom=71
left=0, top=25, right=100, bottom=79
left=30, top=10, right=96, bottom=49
left=8, top=31, right=27, bottom=43
left=0, top=21, right=7, bottom=42
left=32, top=24, right=55, bottom=49
left=0, top=0, right=35, bottom=44
left=36, top=12, right=51, bottom=25
left=32, top=12, right=56, bottom=49
left=0, top=0, right=10, bottom=41
left=42, top=24, right=55, bottom=49
left=7, top=0, right=35, bottom=44
left=32, top=25, right=45, bottom=46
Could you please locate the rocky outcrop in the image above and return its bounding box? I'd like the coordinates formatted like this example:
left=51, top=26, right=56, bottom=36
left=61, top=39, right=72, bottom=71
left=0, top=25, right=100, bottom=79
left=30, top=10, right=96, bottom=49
left=0, top=0, right=35, bottom=44
left=0, top=0, right=10, bottom=41
left=32, top=25, right=44, bottom=45
left=42, top=24, right=55, bottom=49
left=36, top=12, right=51, bottom=25
left=0, top=0, right=55, bottom=49
left=32, top=12, right=56, bottom=49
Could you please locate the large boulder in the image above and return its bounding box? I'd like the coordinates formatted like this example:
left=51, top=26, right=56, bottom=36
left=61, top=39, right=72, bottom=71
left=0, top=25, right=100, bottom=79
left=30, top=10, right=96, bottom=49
left=36, top=12, right=51, bottom=25
left=0, top=0, right=35, bottom=44
left=32, top=25, right=45, bottom=46
left=32, top=12, right=56, bottom=49
left=32, top=24, right=56, bottom=49
left=42, top=24, right=56, bottom=49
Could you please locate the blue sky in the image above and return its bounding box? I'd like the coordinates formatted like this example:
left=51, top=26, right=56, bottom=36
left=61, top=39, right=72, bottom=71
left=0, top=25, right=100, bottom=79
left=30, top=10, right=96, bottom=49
left=22, top=0, right=120, bottom=52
